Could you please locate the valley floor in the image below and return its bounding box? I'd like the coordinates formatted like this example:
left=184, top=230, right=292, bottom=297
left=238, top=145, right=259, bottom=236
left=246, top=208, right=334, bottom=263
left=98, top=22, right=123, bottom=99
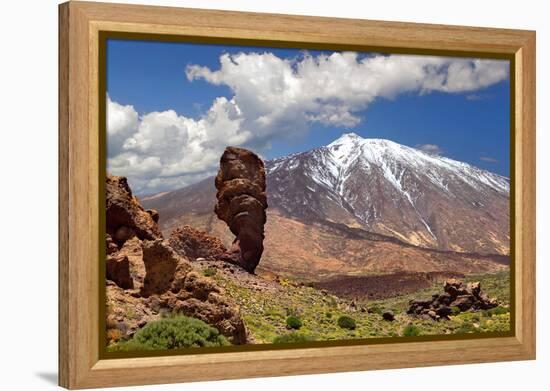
left=199, top=261, right=511, bottom=344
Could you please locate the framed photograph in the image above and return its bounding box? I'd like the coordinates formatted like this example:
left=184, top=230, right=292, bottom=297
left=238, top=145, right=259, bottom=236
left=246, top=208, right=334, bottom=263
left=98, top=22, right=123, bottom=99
left=59, top=1, right=536, bottom=389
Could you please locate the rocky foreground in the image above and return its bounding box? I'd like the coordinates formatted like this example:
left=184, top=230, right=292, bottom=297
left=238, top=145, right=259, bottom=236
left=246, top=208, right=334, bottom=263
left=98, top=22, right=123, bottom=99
left=106, top=174, right=247, bottom=345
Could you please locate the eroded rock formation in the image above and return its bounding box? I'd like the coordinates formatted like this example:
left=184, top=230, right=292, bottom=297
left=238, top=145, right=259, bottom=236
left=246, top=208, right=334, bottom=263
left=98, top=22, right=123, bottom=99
left=214, top=147, right=267, bottom=273
left=169, top=225, right=227, bottom=261
left=105, top=173, right=247, bottom=345
left=106, top=174, right=162, bottom=243
left=407, top=278, right=499, bottom=321
left=106, top=252, right=133, bottom=290
left=140, top=239, right=184, bottom=297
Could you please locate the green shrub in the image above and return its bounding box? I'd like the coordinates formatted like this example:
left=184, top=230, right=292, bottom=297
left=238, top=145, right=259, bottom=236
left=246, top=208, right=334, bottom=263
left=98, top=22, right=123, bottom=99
left=337, top=315, right=356, bottom=330
left=450, top=306, right=461, bottom=316
left=286, top=316, right=303, bottom=330
left=111, top=316, right=230, bottom=351
left=273, top=333, right=314, bottom=344
left=203, top=267, right=217, bottom=277
left=402, top=324, right=421, bottom=337
left=325, top=312, right=333, bottom=319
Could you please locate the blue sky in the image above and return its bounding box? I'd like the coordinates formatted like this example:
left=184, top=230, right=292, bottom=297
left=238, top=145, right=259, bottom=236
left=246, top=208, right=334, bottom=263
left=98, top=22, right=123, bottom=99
left=106, top=39, right=510, bottom=194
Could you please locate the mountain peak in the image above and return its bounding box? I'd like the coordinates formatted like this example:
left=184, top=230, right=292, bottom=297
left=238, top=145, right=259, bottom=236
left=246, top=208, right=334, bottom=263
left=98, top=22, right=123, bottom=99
left=327, top=132, right=365, bottom=148
left=336, top=132, right=363, bottom=141
left=329, top=132, right=398, bottom=148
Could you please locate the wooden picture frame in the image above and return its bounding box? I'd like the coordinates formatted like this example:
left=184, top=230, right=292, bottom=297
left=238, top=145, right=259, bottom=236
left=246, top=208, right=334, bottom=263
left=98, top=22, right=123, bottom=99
left=59, top=1, right=536, bottom=389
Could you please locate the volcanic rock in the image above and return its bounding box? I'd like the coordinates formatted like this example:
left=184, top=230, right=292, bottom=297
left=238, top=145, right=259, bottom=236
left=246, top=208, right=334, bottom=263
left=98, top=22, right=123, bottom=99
left=117, top=236, right=145, bottom=289
left=105, top=173, right=248, bottom=345
left=467, top=282, right=482, bottom=298
left=437, top=292, right=452, bottom=306
left=140, top=239, right=187, bottom=297
left=214, top=147, right=267, bottom=273
left=114, top=225, right=136, bottom=243
left=382, top=310, right=395, bottom=321
left=408, top=279, right=498, bottom=320
left=106, top=234, right=118, bottom=255
left=451, top=295, right=475, bottom=311
left=169, top=225, right=227, bottom=261
left=435, top=305, right=452, bottom=317
left=106, top=253, right=133, bottom=289
left=106, top=174, right=162, bottom=243
left=146, top=209, right=160, bottom=223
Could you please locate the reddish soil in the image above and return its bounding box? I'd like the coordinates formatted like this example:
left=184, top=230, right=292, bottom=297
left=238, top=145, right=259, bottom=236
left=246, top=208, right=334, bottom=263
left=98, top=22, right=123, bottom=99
left=314, top=271, right=465, bottom=300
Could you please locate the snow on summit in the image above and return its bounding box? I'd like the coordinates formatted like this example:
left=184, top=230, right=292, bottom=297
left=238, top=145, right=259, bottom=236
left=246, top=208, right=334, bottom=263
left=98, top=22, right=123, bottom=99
left=322, top=132, right=509, bottom=196
left=264, top=131, right=510, bottom=254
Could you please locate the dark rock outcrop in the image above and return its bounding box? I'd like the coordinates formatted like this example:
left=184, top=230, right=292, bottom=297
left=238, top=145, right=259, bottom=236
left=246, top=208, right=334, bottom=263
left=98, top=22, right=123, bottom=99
left=382, top=310, right=395, bottom=321
left=169, top=225, right=227, bottom=261
left=214, top=147, right=267, bottom=273
left=407, top=278, right=499, bottom=320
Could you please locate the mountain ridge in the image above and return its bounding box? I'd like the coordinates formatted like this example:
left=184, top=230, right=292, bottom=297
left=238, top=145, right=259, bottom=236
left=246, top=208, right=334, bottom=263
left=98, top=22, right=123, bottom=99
left=264, top=133, right=509, bottom=255
left=142, top=133, right=510, bottom=279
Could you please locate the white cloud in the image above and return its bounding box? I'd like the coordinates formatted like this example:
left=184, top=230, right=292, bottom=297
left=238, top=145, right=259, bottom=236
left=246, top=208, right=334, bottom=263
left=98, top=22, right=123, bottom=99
left=186, top=52, right=508, bottom=133
left=106, top=96, right=139, bottom=156
left=106, top=97, right=252, bottom=194
left=416, top=143, right=444, bottom=155
left=108, top=51, right=508, bottom=194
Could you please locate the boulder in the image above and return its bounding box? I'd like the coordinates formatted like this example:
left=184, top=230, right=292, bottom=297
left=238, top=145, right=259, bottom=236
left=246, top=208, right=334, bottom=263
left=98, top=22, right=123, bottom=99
left=106, top=174, right=162, bottom=243
left=182, top=271, right=222, bottom=300
left=169, top=225, right=227, bottom=261
left=451, top=295, right=475, bottom=311
left=438, top=292, right=452, bottom=306
left=407, top=299, right=432, bottom=314
left=382, top=310, right=395, bottom=321
left=117, top=236, right=145, bottom=290
left=106, top=253, right=133, bottom=289
left=472, top=295, right=499, bottom=310
left=443, top=278, right=462, bottom=299
left=408, top=279, right=500, bottom=320
left=467, top=282, right=482, bottom=298
left=214, top=147, right=267, bottom=273
left=140, top=239, right=187, bottom=297
left=435, top=305, right=452, bottom=319
left=171, top=296, right=247, bottom=344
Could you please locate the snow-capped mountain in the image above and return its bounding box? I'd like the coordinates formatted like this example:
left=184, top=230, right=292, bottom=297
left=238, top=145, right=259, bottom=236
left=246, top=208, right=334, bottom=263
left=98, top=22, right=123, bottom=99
left=142, top=133, right=509, bottom=257
left=265, top=133, right=509, bottom=255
